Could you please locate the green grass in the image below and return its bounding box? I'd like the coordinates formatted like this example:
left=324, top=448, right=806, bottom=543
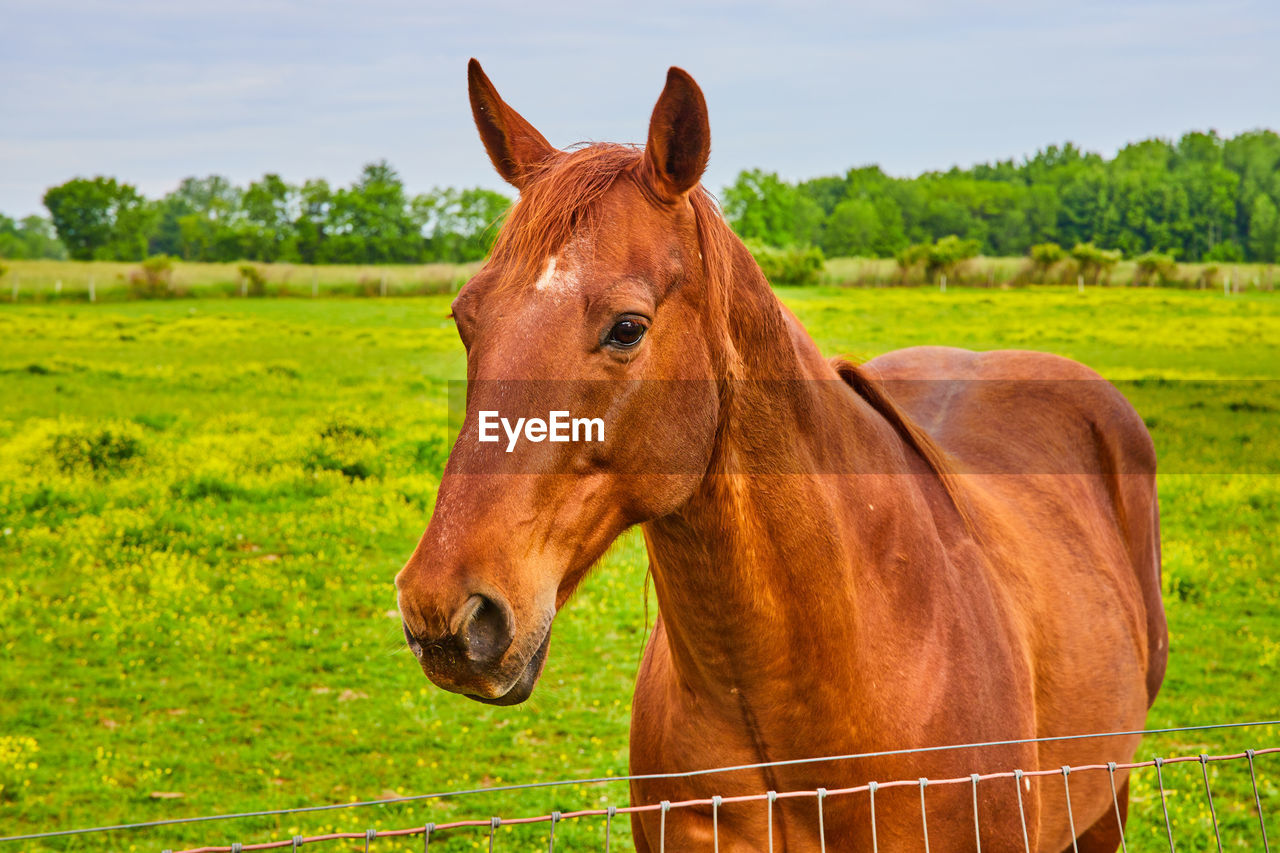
left=0, top=259, right=481, bottom=302
left=821, top=255, right=1279, bottom=289
left=0, top=287, right=1277, bottom=852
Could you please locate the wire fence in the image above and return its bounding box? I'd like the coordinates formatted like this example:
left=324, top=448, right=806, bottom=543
left=159, top=748, right=1275, bottom=853
left=154, top=748, right=1277, bottom=853
left=2, top=721, right=1275, bottom=853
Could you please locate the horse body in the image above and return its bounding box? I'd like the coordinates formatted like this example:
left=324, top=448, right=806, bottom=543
left=629, top=323, right=1165, bottom=853
left=621, top=255, right=1165, bottom=852
left=395, top=60, right=1166, bottom=853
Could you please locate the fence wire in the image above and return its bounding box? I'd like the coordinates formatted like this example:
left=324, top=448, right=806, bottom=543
left=1, top=721, right=1275, bottom=851
left=156, top=746, right=1276, bottom=853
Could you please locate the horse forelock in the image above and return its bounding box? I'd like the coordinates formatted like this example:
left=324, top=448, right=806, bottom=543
left=486, top=144, right=745, bottom=324
left=488, top=144, right=643, bottom=289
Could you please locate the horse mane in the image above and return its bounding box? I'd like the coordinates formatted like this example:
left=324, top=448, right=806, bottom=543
left=486, top=142, right=969, bottom=524
left=830, top=357, right=972, bottom=527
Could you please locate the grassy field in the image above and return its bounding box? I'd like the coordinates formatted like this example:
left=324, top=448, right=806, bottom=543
left=822, top=255, right=1279, bottom=290
left=1, top=287, right=1277, bottom=852
left=3, top=256, right=1276, bottom=302
left=0, top=259, right=482, bottom=301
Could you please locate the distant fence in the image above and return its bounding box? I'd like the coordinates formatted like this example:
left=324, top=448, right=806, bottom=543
left=3, top=256, right=1277, bottom=304
left=0, top=260, right=478, bottom=303
left=1, top=721, right=1274, bottom=853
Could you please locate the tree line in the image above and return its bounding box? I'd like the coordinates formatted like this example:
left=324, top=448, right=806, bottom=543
left=7, top=161, right=511, bottom=265
left=725, top=129, right=1280, bottom=263
left=3, top=128, right=1279, bottom=265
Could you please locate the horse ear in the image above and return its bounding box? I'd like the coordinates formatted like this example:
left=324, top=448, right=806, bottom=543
left=644, top=67, right=711, bottom=201
left=468, top=58, right=557, bottom=189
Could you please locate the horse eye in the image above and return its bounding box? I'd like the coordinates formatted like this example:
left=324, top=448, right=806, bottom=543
left=607, top=318, right=647, bottom=348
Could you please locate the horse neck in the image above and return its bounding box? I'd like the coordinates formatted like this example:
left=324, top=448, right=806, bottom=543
left=641, top=241, right=953, bottom=706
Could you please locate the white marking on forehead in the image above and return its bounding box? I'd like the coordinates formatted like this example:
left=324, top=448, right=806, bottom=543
left=534, top=254, right=579, bottom=294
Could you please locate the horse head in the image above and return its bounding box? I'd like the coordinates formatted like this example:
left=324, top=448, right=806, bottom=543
left=395, top=60, right=729, bottom=704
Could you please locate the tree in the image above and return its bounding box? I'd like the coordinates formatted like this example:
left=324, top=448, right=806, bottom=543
left=417, top=187, right=510, bottom=262
left=0, top=215, right=66, bottom=259
left=1248, top=194, right=1279, bottom=263
left=822, top=198, right=880, bottom=257
left=797, top=176, right=847, bottom=216
left=239, top=173, right=299, bottom=261
left=20, top=215, right=67, bottom=259
left=43, top=177, right=154, bottom=260
left=154, top=175, right=242, bottom=260
left=1204, top=241, right=1244, bottom=263
left=1056, top=166, right=1107, bottom=248
left=323, top=161, right=424, bottom=263
left=152, top=175, right=238, bottom=258
left=723, top=169, right=822, bottom=247
left=919, top=194, right=979, bottom=245
left=294, top=179, right=332, bottom=264
left=869, top=197, right=908, bottom=256
left=0, top=215, right=17, bottom=259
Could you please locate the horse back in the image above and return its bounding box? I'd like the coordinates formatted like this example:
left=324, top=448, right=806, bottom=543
left=863, top=345, right=1168, bottom=706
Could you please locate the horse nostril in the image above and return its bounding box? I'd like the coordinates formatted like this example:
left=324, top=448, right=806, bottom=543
left=402, top=622, right=425, bottom=657
left=456, top=593, right=514, bottom=664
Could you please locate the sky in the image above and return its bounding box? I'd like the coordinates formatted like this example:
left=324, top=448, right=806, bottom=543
left=2, top=0, right=1278, bottom=218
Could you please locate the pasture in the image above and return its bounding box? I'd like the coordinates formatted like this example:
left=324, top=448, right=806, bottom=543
left=1, top=287, right=1277, bottom=851
left=0, top=259, right=481, bottom=301
left=3, top=256, right=1277, bottom=303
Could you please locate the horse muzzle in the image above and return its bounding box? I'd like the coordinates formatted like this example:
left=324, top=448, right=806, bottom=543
left=400, top=591, right=552, bottom=705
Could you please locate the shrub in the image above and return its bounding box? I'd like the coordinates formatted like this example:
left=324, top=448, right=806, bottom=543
left=50, top=424, right=144, bottom=474
left=129, top=255, right=174, bottom=298
left=1196, top=265, right=1222, bottom=290
left=170, top=474, right=247, bottom=502
left=895, top=243, right=930, bottom=283
left=1028, top=243, right=1065, bottom=281
left=239, top=264, right=267, bottom=297
left=925, top=235, right=980, bottom=283
left=1070, top=242, right=1122, bottom=285
left=305, top=414, right=385, bottom=480
left=893, top=237, right=980, bottom=285
left=22, top=483, right=79, bottom=514
left=745, top=241, right=824, bottom=286
left=1133, top=251, right=1180, bottom=286
left=319, top=414, right=381, bottom=441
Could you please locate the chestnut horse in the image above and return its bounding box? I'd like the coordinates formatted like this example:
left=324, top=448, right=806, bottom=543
left=395, top=60, right=1167, bottom=853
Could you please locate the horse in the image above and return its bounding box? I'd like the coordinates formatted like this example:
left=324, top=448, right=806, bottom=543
left=394, top=59, right=1167, bottom=853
